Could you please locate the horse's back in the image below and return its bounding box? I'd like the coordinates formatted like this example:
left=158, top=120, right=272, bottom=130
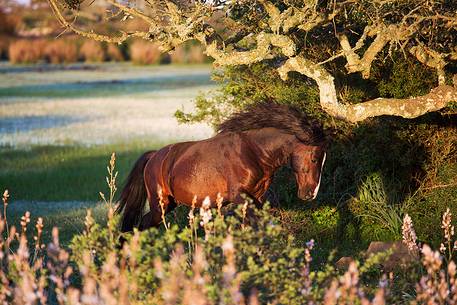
left=144, top=132, right=262, bottom=206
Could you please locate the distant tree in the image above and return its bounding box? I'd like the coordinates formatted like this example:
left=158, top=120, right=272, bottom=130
left=48, top=0, right=457, bottom=122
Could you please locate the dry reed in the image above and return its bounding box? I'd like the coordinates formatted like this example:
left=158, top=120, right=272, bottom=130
left=130, top=40, right=161, bottom=65
left=2, top=190, right=457, bottom=304
left=80, top=40, right=106, bottom=62
left=169, top=45, right=207, bottom=64
left=8, top=39, right=46, bottom=64
left=44, top=39, right=78, bottom=64
left=3, top=154, right=457, bottom=304
left=107, top=44, right=124, bottom=61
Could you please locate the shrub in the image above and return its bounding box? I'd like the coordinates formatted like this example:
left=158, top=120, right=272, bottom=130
left=80, top=40, right=105, bottom=62
left=107, top=43, right=124, bottom=61
left=2, top=186, right=457, bottom=304
left=169, top=45, right=186, bottom=64
left=349, top=173, right=413, bottom=241
left=169, top=44, right=208, bottom=64
left=130, top=40, right=161, bottom=65
left=8, top=39, right=46, bottom=64
left=1, top=154, right=457, bottom=304
left=188, top=45, right=207, bottom=63
left=44, top=39, right=78, bottom=64
left=0, top=36, right=12, bottom=60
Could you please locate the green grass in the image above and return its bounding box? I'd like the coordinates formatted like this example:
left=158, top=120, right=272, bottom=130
left=0, top=140, right=174, bottom=246
left=7, top=202, right=108, bottom=246
left=0, top=141, right=170, bottom=201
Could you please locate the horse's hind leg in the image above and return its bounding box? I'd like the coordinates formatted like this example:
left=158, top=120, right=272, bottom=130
left=139, top=211, right=161, bottom=230
left=138, top=195, right=177, bottom=230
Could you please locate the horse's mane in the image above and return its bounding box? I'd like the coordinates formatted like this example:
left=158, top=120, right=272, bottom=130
left=217, top=101, right=325, bottom=144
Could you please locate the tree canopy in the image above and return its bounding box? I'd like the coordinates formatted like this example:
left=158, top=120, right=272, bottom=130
left=48, top=0, right=457, bottom=122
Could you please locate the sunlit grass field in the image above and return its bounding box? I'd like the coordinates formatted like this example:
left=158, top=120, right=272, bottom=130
left=0, top=62, right=216, bottom=245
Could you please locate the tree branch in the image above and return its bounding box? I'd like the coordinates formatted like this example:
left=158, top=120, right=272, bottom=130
left=205, top=32, right=296, bottom=66
left=410, top=44, right=447, bottom=85
left=277, top=56, right=457, bottom=123
left=48, top=0, right=150, bottom=43
left=338, top=23, right=414, bottom=78
left=259, top=0, right=340, bottom=34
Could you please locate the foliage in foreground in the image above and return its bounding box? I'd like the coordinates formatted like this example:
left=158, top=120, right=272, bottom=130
left=2, top=183, right=457, bottom=304
left=0, top=154, right=456, bottom=304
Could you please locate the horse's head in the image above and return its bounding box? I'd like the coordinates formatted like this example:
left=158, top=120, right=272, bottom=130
left=291, top=144, right=326, bottom=201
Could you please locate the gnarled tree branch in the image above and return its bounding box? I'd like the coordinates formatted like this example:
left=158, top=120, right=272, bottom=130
left=48, top=0, right=457, bottom=123
left=278, top=56, right=457, bottom=123
left=206, top=32, right=295, bottom=66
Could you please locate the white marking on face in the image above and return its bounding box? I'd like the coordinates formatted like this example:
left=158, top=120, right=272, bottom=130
left=312, top=152, right=326, bottom=199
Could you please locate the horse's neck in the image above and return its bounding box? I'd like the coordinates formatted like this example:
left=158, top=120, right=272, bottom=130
left=243, top=128, right=296, bottom=169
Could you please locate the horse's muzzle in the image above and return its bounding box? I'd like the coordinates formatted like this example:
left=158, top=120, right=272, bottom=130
left=298, top=190, right=314, bottom=201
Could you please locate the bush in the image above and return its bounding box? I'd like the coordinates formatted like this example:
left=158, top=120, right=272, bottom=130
left=175, top=53, right=456, bottom=253
left=107, top=43, right=124, bottom=61
left=188, top=45, right=207, bottom=63
left=170, top=44, right=209, bottom=64
left=80, top=40, right=105, bottom=62
left=8, top=39, right=46, bottom=64
left=1, top=154, right=457, bottom=304
left=349, top=173, right=412, bottom=241
left=169, top=45, right=186, bottom=64
left=44, top=39, right=78, bottom=64
left=0, top=36, right=12, bottom=60
left=2, top=187, right=457, bottom=304
left=130, top=40, right=162, bottom=65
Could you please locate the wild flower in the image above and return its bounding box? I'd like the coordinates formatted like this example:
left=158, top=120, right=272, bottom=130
left=2, top=189, right=9, bottom=237
left=402, top=213, right=419, bottom=253
left=216, top=192, right=223, bottom=217
left=188, top=195, right=198, bottom=254
left=20, top=211, right=31, bottom=234
left=4, top=154, right=457, bottom=305
left=422, top=244, right=442, bottom=274
left=200, top=196, right=212, bottom=240
left=441, top=208, right=456, bottom=261
left=84, top=209, right=95, bottom=234
left=158, top=185, right=169, bottom=230
left=241, top=200, right=248, bottom=229
left=200, top=196, right=212, bottom=226
left=32, top=217, right=44, bottom=262
left=100, top=152, right=118, bottom=209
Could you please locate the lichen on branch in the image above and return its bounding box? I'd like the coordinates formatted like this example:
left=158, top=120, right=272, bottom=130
left=47, top=0, right=457, bottom=122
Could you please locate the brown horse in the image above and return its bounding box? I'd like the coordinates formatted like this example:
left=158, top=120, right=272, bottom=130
left=117, top=102, right=327, bottom=232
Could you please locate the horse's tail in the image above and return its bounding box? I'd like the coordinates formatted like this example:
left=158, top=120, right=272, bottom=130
left=116, top=150, right=155, bottom=232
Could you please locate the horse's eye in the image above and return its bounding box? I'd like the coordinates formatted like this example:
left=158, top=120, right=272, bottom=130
left=311, top=159, right=317, bottom=163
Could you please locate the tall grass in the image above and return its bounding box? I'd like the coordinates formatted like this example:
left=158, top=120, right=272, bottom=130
left=350, top=173, right=413, bottom=240
left=6, top=38, right=207, bottom=64
left=44, top=39, right=78, bottom=64
left=188, top=45, right=208, bottom=63
left=1, top=154, right=457, bottom=304
left=80, top=40, right=105, bottom=62
left=130, top=40, right=162, bottom=65
left=170, top=45, right=208, bottom=64
left=107, top=43, right=124, bottom=61
left=8, top=39, right=46, bottom=64
left=0, top=36, right=12, bottom=59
